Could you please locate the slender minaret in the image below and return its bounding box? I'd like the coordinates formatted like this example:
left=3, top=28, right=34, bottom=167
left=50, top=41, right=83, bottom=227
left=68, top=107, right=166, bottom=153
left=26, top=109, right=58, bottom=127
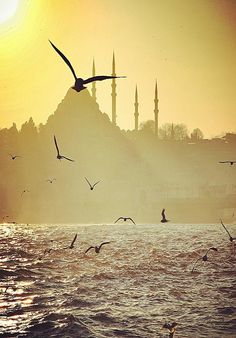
left=91, top=59, right=96, bottom=101
left=111, top=52, right=117, bottom=125
left=134, top=85, right=139, bottom=131
left=154, top=80, right=159, bottom=137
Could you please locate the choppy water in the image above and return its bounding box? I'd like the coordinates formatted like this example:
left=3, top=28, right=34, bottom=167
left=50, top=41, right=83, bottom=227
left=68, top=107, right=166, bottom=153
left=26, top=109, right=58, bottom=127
left=0, top=223, right=235, bottom=337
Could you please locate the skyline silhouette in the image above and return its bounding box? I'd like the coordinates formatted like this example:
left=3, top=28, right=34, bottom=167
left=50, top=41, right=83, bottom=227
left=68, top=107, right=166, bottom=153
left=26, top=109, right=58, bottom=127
left=0, top=88, right=235, bottom=224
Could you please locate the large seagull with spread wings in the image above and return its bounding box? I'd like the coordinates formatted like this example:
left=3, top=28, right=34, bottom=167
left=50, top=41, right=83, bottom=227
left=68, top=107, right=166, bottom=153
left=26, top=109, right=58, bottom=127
left=49, top=40, right=126, bottom=92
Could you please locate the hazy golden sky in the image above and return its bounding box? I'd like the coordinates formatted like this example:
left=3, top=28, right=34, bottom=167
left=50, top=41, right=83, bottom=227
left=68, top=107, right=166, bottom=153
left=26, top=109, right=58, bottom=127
left=0, top=0, right=235, bottom=137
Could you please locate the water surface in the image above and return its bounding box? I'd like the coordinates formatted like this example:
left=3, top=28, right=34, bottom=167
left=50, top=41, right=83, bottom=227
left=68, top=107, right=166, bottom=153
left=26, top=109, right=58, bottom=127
left=0, top=223, right=235, bottom=337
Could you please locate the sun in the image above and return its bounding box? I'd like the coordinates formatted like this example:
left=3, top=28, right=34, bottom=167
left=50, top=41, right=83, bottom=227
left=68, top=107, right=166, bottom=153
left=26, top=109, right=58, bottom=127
left=0, top=0, right=19, bottom=24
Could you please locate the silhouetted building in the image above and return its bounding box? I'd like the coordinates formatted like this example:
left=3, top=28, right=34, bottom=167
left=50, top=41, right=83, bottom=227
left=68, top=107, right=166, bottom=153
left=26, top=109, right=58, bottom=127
left=91, top=59, right=96, bottom=101
left=154, top=81, right=159, bottom=137
left=111, top=52, right=117, bottom=125
left=134, top=85, right=139, bottom=131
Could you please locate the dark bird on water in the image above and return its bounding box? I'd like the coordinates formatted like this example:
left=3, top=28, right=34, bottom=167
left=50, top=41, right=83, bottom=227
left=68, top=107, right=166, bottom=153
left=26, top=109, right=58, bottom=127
left=220, top=219, right=236, bottom=242
left=64, top=234, right=78, bottom=249
left=54, top=135, right=74, bottom=162
left=84, top=177, right=100, bottom=190
left=162, top=322, right=178, bottom=338
left=46, top=178, right=56, bottom=184
left=115, top=217, right=136, bottom=225
left=49, top=40, right=126, bottom=92
left=9, top=154, right=21, bottom=160
left=219, top=161, right=236, bottom=166
left=161, top=208, right=169, bottom=223
left=191, top=247, right=218, bottom=272
left=85, top=242, right=110, bottom=254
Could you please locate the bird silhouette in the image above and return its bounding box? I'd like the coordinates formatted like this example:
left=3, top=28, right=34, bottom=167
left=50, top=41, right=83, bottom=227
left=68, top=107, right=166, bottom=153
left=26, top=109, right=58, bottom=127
left=9, top=154, right=21, bottom=160
left=162, top=322, right=178, bottom=338
left=21, top=190, right=29, bottom=197
left=161, top=208, right=169, bottom=223
left=64, top=234, right=78, bottom=249
left=219, top=161, right=236, bottom=166
left=54, top=135, right=74, bottom=162
left=84, top=177, right=100, bottom=190
left=49, top=40, right=126, bottom=92
left=115, top=217, right=136, bottom=225
left=220, top=219, right=236, bottom=242
left=191, top=247, right=218, bottom=272
left=85, top=241, right=110, bottom=254
left=38, top=248, right=54, bottom=260
left=46, top=178, right=56, bottom=184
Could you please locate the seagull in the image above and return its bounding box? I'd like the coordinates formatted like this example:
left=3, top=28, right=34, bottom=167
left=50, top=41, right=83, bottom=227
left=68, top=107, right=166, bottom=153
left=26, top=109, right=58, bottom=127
left=162, top=322, right=178, bottom=338
left=21, top=190, right=29, bottom=197
left=54, top=135, right=74, bottom=162
left=85, top=242, right=110, bottom=254
left=114, top=217, right=136, bottom=225
left=161, top=208, right=169, bottom=223
left=191, top=247, right=218, bottom=272
left=219, top=161, right=236, bottom=166
left=46, top=178, right=56, bottom=184
left=49, top=40, right=126, bottom=92
left=220, top=219, right=236, bottom=242
left=9, top=154, right=21, bottom=160
left=64, top=234, right=77, bottom=249
left=84, top=177, right=100, bottom=190
left=38, top=248, right=54, bottom=260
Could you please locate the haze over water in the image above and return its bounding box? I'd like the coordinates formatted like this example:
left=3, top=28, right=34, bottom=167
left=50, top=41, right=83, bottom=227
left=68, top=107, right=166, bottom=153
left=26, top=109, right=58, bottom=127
left=0, top=223, right=235, bottom=337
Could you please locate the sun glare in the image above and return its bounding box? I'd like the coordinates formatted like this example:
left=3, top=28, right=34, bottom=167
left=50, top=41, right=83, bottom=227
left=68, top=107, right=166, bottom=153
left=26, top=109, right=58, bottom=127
left=0, top=0, right=19, bottom=24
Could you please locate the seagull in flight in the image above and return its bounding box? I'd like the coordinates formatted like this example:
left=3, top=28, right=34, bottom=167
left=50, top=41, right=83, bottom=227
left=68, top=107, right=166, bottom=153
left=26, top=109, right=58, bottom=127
left=84, top=177, right=100, bottom=190
left=220, top=219, right=236, bottom=242
left=64, top=234, right=78, bottom=249
left=219, top=161, right=236, bottom=166
left=161, top=208, right=169, bottom=223
left=46, top=178, right=56, bottom=184
left=115, top=217, right=136, bottom=225
left=49, top=40, right=126, bottom=92
left=191, top=247, right=218, bottom=272
left=21, top=190, right=29, bottom=197
left=9, top=154, right=21, bottom=160
left=85, top=242, right=110, bottom=254
left=54, top=135, right=74, bottom=162
left=162, top=322, right=178, bottom=338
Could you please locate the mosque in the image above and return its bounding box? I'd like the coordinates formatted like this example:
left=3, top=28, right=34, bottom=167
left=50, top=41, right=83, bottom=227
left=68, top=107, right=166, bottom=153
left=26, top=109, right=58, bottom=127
left=91, top=54, right=159, bottom=136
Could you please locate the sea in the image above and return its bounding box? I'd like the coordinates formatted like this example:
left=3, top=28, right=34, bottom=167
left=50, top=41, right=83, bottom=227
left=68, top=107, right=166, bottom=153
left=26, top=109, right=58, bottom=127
left=0, top=223, right=235, bottom=337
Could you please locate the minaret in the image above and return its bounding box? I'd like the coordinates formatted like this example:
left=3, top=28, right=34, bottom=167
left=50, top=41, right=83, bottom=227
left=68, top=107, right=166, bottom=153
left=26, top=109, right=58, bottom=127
left=111, top=52, right=117, bottom=125
left=154, top=80, right=159, bottom=137
left=134, top=85, right=139, bottom=131
left=91, top=59, right=96, bottom=101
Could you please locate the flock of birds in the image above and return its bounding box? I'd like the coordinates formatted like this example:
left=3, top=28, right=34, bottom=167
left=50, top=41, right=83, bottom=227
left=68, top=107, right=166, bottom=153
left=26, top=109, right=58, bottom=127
left=2, top=40, right=236, bottom=338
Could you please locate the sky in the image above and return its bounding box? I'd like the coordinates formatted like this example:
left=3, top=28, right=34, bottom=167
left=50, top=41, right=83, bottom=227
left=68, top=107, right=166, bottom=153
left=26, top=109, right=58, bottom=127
left=0, top=0, right=235, bottom=138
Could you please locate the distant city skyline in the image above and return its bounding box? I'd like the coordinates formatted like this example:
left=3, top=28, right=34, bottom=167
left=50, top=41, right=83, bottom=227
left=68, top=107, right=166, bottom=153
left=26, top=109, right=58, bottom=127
left=0, top=0, right=236, bottom=137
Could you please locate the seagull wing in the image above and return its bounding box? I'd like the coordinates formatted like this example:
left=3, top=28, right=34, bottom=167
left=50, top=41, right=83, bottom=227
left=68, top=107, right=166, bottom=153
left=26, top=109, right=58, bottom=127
left=61, top=155, right=74, bottom=162
left=220, top=219, right=232, bottom=239
left=115, top=217, right=124, bottom=223
left=85, top=177, right=92, bottom=189
left=54, top=135, right=60, bottom=156
left=191, top=257, right=202, bottom=272
left=70, top=234, right=77, bottom=248
left=161, top=209, right=165, bottom=218
left=85, top=246, right=94, bottom=254
left=219, top=161, right=229, bottom=164
left=127, top=217, right=136, bottom=225
left=92, top=181, right=100, bottom=188
left=49, top=40, right=77, bottom=81
left=98, top=241, right=111, bottom=250
left=83, top=75, right=126, bottom=84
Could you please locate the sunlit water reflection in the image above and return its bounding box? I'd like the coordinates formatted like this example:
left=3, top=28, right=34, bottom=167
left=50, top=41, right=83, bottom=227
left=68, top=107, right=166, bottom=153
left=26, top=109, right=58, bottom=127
left=0, top=223, right=235, bottom=337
